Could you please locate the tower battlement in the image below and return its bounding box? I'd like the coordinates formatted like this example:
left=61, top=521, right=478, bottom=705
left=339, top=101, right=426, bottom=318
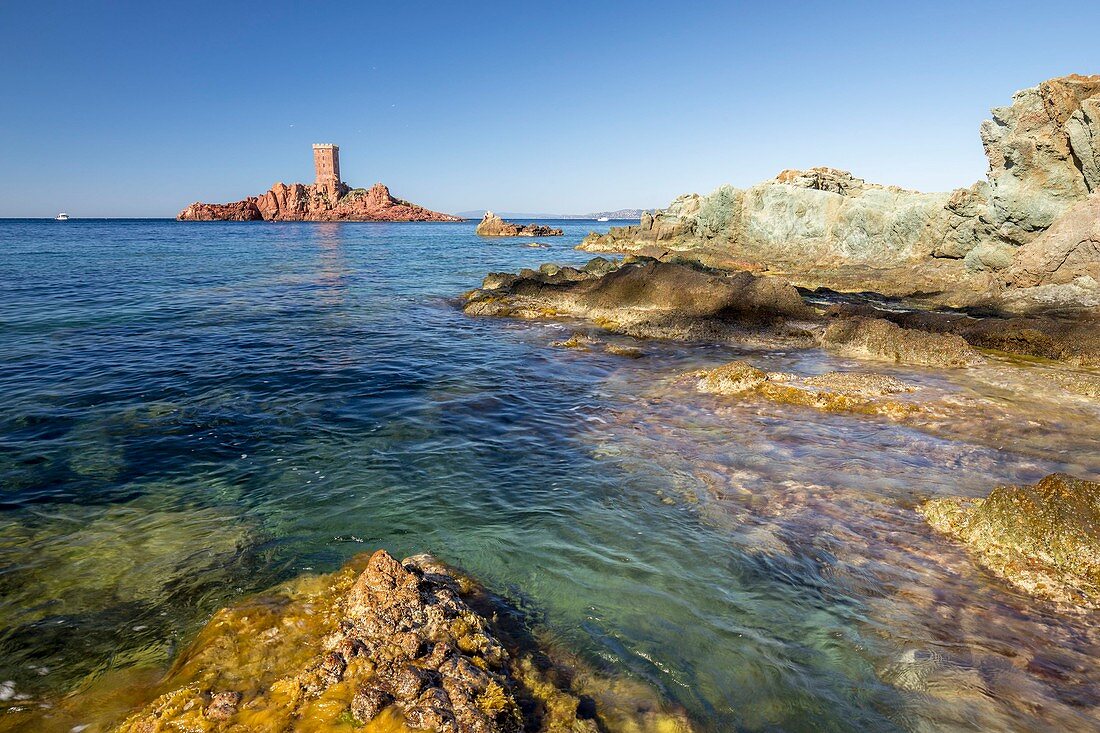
left=312, top=144, right=342, bottom=197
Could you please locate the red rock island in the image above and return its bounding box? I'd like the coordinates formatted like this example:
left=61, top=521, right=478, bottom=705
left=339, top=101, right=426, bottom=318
left=178, top=144, right=463, bottom=222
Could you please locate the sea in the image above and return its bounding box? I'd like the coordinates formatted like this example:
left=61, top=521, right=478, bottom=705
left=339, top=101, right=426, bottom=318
left=1, top=218, right=1099, bottom=732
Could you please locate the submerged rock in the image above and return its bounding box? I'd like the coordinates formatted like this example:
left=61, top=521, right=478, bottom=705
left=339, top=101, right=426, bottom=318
left=549, top=332, right=645, bottom=358
left=1045, top=369, right=1100, bottom=398
left=550, top=332, right=599, bottom=350
left=475, top=212, right=563, bottom=237
left=920, top=474, right=1100, bottom=608
left=113, top=550, right=691, bottom=732
left=689, top=361, right=922, bottom=419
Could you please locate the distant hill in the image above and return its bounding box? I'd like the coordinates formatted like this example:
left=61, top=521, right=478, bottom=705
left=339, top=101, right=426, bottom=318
left=581, top=208, right=651, bottom=220
left=457, top=208, right=653, bottom=221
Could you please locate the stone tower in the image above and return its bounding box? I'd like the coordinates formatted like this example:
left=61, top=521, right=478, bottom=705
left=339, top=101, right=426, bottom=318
left=313, top=144, right=342, bottom=197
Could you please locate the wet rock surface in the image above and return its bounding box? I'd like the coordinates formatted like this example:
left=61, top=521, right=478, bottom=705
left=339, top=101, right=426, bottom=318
left=113, top=550, right=691, bottom=733
left=921, top=474, right=1100, bottom=608
left=820, top=317, right=983, bottom=368
left=462, top=254, right=1100, bottom=374
left=687, top=361, right=926, bottom=419
left=475, top=213, right=563, bottom=237
left=464, top=257, right=814, bottom=342
left=823, top=302, right=1100, bottom=366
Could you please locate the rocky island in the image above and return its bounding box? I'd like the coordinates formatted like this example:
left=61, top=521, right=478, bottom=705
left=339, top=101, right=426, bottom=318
left=475, top=212, right=563, bottom=237
left=178, top=144, right=463, bottom=222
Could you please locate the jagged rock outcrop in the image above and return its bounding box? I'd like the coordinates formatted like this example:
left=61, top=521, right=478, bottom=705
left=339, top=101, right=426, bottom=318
left=920, top=474, right=1100, bottom=608
left=179, top=182, right=462, bottom=222
left=115, top=549, right=692, bottom=732
left=581, top=170, right=995, bottom=301
left=475, top=212, right=563, bottom=237
left=981, top=75, right=1100, bottom=244
left=580, top=75, right=1100, bottom=308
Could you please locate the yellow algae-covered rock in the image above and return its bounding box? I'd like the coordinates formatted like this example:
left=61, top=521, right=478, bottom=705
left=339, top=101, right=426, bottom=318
left=107, top=550, right=692, bottom=733
left=920, top=474, right=1100, bottom=608
left=690, top=360, right=922, bottom=420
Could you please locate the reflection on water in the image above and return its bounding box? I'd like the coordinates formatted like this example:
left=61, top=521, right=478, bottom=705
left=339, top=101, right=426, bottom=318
left=0, top=219, right=1098, bottom=732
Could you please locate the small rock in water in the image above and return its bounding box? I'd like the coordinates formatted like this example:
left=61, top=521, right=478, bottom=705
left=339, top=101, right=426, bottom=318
left=476, top=211, right=564, bottom=237
left=551, top=332, right=599, bottom=350
left=605, top=343, right=644, bottom=358
left=205, top=690, right=242, bottom=720
left=921, top=473, right=1100, bottom=608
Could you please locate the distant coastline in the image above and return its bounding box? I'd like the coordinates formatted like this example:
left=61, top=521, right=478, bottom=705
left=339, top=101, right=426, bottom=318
left=456, top=208, right=652, bottom=220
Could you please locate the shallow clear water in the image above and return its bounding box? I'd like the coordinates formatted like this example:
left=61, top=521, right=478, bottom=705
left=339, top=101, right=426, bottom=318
left=1, top=219, right=1098, bottom=732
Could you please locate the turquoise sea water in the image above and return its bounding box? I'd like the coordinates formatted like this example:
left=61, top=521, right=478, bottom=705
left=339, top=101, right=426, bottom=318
left=1, top=219, right=1099, bottom=732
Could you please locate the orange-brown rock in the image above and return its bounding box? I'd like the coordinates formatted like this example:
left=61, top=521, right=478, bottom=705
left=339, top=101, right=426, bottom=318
left=475, top=212, right=563, bottom=237
left=179, top=182, right=462, bottom=222
left=177, top=199, right=263, bottom=221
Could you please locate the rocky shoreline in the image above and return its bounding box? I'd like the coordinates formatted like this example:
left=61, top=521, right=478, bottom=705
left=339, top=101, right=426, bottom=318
left=30, top=74, right=1097, bottom=732
left=462, top=255, right=1099, bottom=366
left=580, top=75, right=1100, bottom=312
left=457, top=75, right=1100, bottom=619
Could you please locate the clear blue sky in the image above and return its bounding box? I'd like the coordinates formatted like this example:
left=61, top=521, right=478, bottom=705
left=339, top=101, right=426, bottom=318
left=2, top=1, right=1097, bottom=217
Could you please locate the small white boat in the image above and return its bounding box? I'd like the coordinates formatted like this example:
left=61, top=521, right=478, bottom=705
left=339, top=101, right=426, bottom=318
left=55, top=213, right=69, bottom=221
left=596, top=216, right=610, bottom=222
